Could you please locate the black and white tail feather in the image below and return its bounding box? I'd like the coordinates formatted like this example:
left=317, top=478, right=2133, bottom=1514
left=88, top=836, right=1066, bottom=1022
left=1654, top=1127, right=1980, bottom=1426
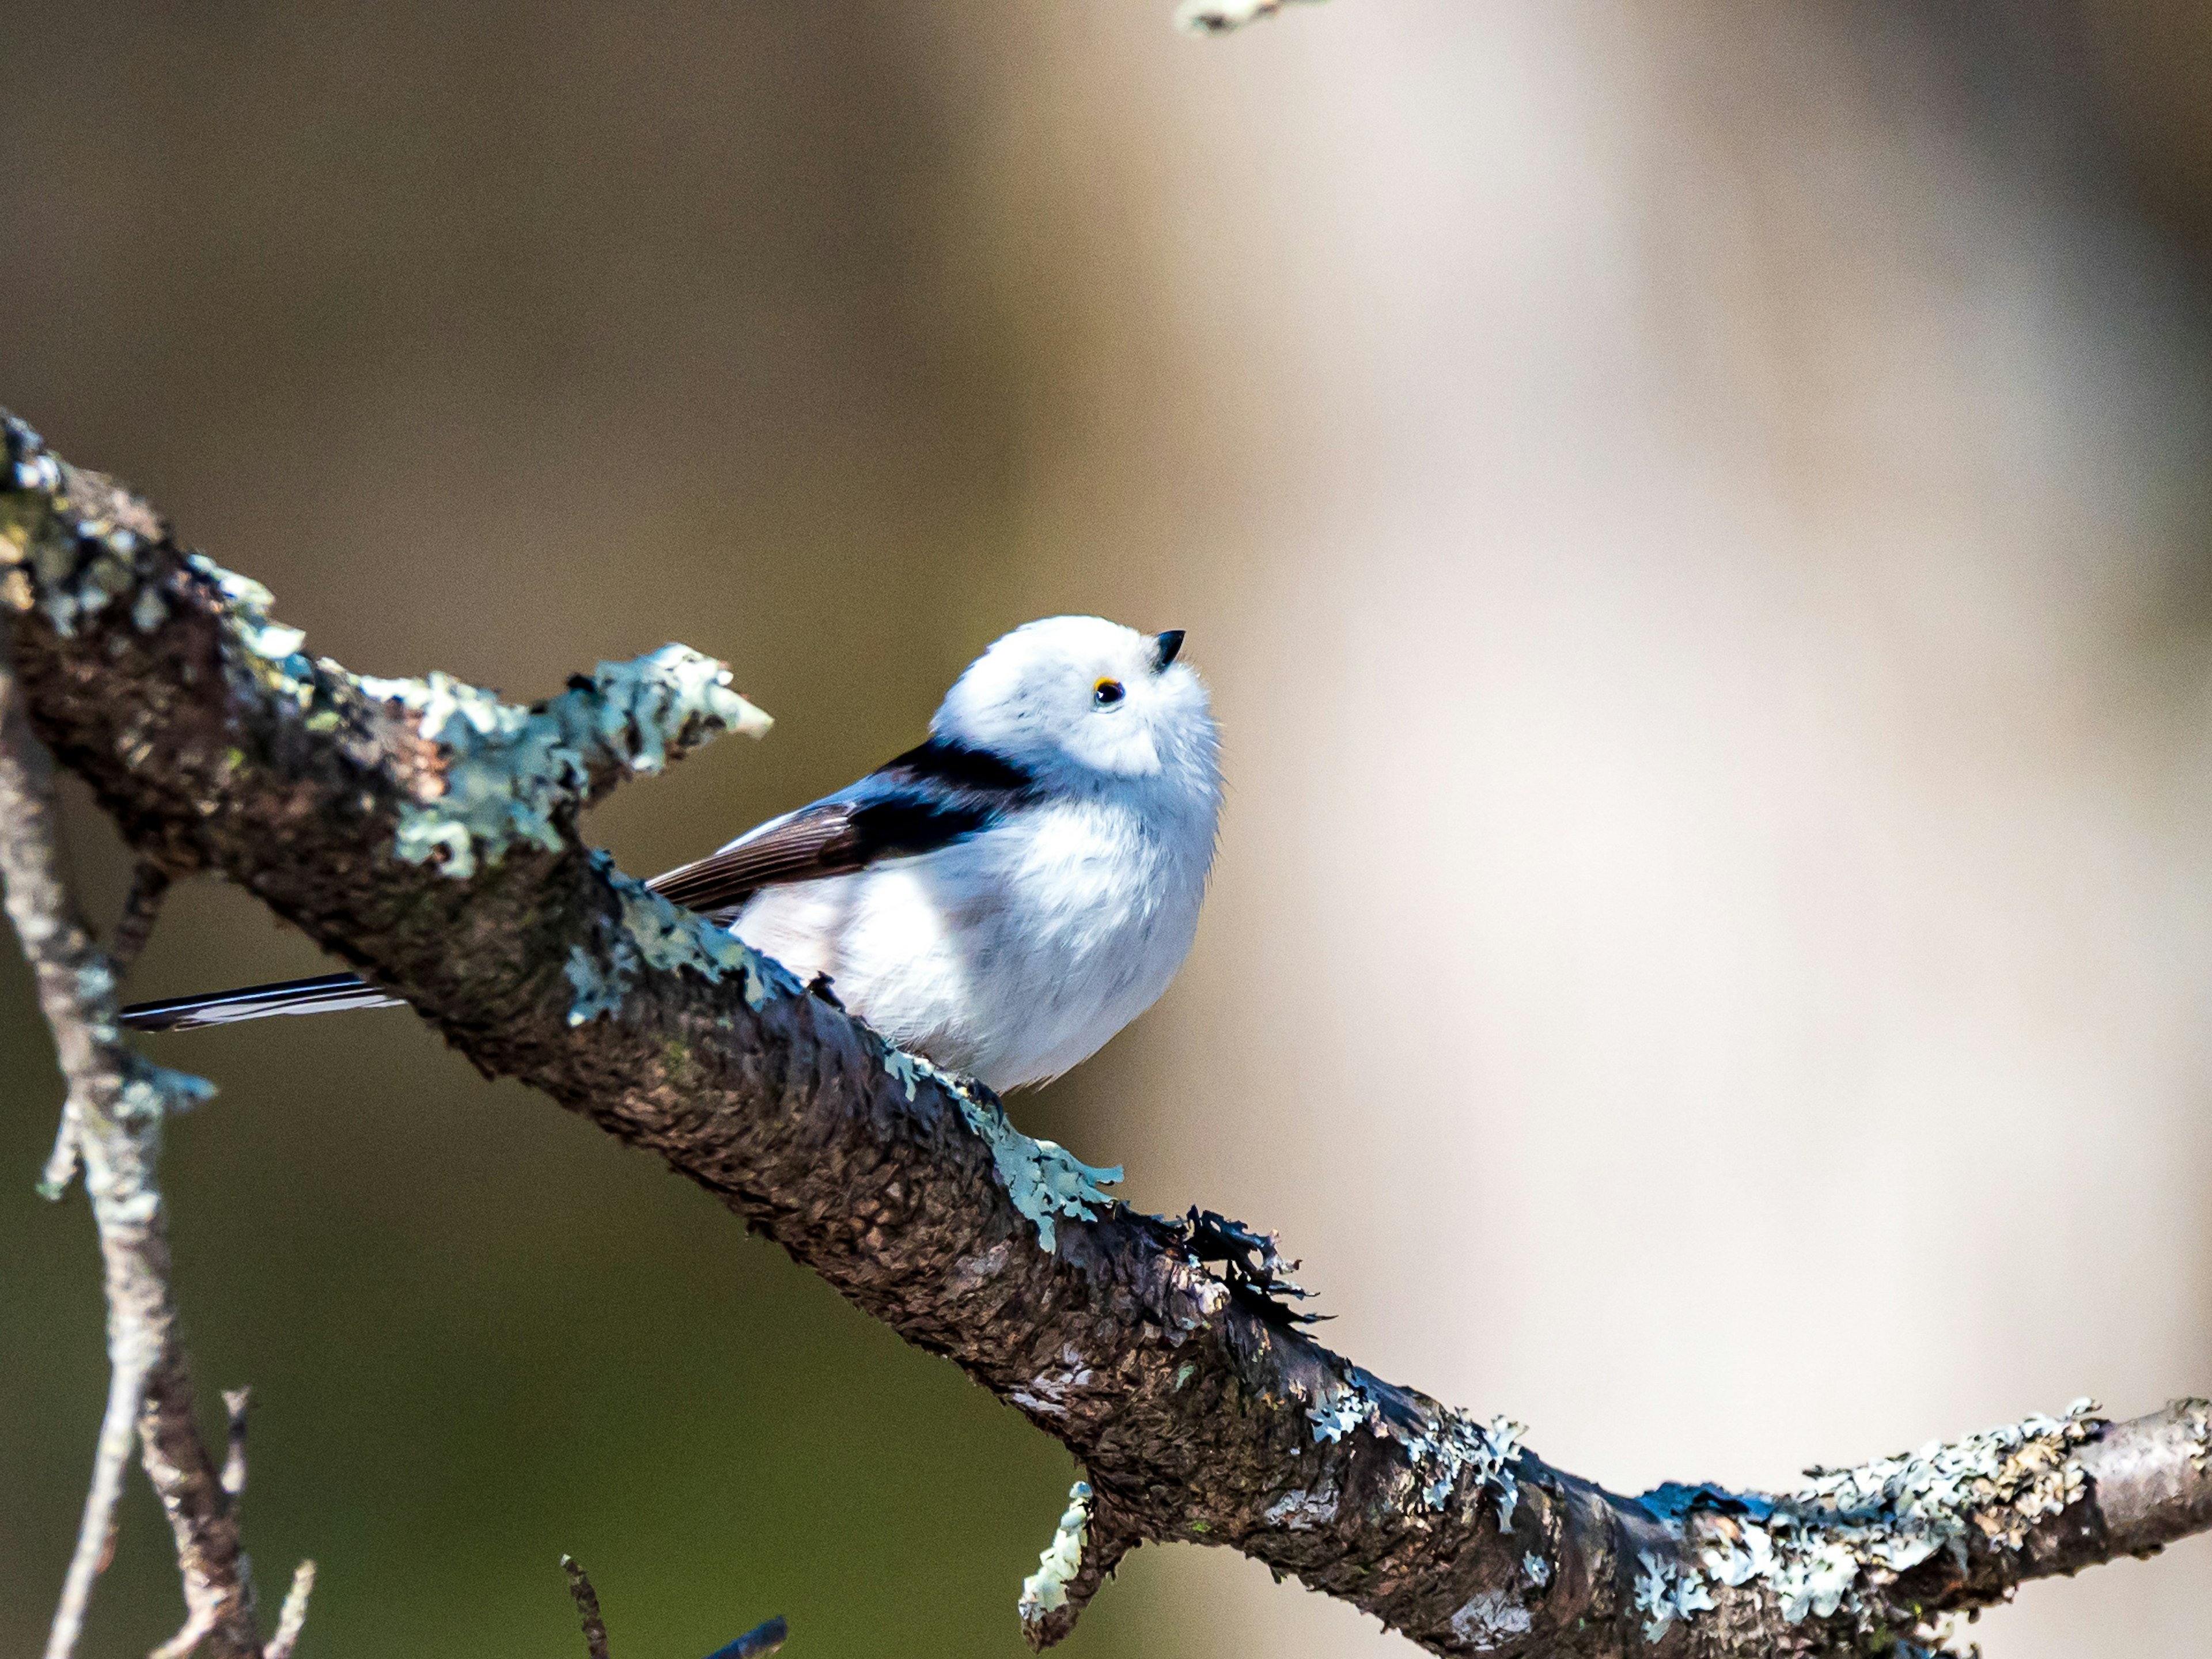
left=119, top=618, right=1219, bottom=1093
left=121, top=972, right=406, bottom=1032
left=118, top=734, right=1039, bottom=1033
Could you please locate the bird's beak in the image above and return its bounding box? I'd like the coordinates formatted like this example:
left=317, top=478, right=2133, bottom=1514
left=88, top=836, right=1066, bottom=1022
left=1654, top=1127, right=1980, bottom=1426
left=1154, top=629, right=1186, bottom=670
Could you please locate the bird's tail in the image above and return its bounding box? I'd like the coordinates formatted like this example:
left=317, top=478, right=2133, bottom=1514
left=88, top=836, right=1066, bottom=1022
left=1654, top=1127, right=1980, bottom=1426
left=118, top=972, right=404, bottom=1033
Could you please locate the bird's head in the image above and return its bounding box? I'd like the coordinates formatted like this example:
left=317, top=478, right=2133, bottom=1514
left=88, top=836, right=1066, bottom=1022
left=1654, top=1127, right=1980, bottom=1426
left=933, top=616, right=1216, bottom=792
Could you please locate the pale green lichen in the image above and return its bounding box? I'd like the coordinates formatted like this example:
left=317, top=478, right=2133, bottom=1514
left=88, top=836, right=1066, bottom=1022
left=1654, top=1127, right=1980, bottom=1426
left=27, top=513, right=130, bottom=638
left=1305, top=1383, right=1373, bottom=1444
left=190, top=555, right=306, bottom=661
left=563, top=943, right=631, bottom=1024
left=2, top=425, right=167, bottom=641
left=120, top=1061, right=217, bottom=1122
left=1304, top=1370, right=1525, bottom=1531
left=563, top=859, right=795, bottom=1025
left=360, top=647, right=770, bottom=881
left=1011, top=1346, right=1095, bottom=1421
left=1, top=416, right=333, bottom=704
left=1426, top=1414, right=1524, bottom=1526
left=12, top=415, right=740, bottom=884
left=41, top=1058, right=217, bottom=1202
left=1, top=416, right=319, bottom=683
left=1262, top=1482, right=1340, bottom=1531
left=880, top=1047, right=941, bottom=1102
left=996, top=1134, right=1122, bottom=1254
left=1633, top=1550, right=1715, bottom=1643
left=179, top=552, right=328, bottom=718
left=1017, top=1481, right=1092, bottom=1635
left=883, top=1048, right=1121, bottom=1252
left=3, top=427, right=60, bottom=499
left=2179, top=1397, right=2211, bottom=1475
left=577, top=848, right=1116, bottom=1257
left=1450, top=1587, right=1534, bottom=1652
left=73, top=959, right=115, bottom=1010
left=1644, top=1398, right=2107, bottom=1649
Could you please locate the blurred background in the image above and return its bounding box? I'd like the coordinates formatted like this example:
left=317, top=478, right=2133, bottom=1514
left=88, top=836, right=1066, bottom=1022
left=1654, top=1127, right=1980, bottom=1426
left=5, top=2, right=2212, bottom=1654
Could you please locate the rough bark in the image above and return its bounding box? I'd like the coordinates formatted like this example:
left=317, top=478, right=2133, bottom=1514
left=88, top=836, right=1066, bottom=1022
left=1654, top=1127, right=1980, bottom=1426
left=0, top=600, right=301, bottom=1658
left=7, top=409, right=2210, bottom=1658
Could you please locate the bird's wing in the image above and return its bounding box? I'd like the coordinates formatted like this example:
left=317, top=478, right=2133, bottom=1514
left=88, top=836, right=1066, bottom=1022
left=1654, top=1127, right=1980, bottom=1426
left=117, top=741, right=1037, bottom=1032
left=645, top=737, right=1036, bottom=918
left=645, top=801, right=869, bottom=915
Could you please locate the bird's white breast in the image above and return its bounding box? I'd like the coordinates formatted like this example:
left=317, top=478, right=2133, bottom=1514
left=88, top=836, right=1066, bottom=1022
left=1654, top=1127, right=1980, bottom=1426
left=733, top=788, right=1213, bottom=1090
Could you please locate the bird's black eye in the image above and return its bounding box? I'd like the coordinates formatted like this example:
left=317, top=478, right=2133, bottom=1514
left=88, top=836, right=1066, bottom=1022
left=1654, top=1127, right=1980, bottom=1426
left=1093, top=679, right=1126, bottom=707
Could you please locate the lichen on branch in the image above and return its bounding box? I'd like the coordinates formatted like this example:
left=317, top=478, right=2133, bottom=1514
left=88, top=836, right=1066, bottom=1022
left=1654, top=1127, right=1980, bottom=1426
left=565, top=859, right=794, bottom=1024
left=359, top=646, right=770, bottom=879
left=7, top=407, right=2212, bottom=1658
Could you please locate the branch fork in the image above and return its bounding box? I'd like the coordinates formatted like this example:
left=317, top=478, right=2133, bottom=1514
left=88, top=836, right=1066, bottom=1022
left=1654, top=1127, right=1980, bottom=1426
left=8, top=410, right=2211, bottom=1656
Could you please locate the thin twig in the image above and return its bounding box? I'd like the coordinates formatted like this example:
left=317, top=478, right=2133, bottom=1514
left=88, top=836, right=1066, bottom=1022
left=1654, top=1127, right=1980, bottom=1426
left=39, top=1095, right=81, bottom=1200
left=1, top=631, right=262, bottom=1659
left=1, top=641, right=152, bottom=1659
left=13, top=411, right=2212, bottom=1658
left=134, top=1347, right=262, bottom=1658
left=109, top=861, right=171, bottom=977
left=220, top=1389, right=251, bottom=1499
left=263, top=1562, right=316, bottom=1659
left=562, top=1555, right=612, bottom=1659
left=42, top=1344, right=151, bottom=1659
left=146, top=1604, right=217, bottom=1659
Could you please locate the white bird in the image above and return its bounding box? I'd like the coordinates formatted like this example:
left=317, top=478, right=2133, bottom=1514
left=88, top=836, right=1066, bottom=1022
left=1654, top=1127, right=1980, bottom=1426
left=120, top=617, right=1223, bottom=1092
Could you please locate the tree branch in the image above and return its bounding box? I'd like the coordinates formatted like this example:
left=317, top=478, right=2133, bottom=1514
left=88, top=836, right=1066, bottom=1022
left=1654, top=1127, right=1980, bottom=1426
left=0, top=624, right=276, bottom=1659
left=6, top=408, right=2209, bottom=1657
left=109, top=860, right=172, bottom=978
left=562, top=1557, right=613, bottom=1659
left=560, top=1555, right=785, bottom=1659
left=1018, top=1479, right=1142, bottom=1650
left=263, top=1563, right=316, bottom=1659
left=219, top=1388, right=252, bottom=1500
left=1175, top=0, right=1331, bottom=36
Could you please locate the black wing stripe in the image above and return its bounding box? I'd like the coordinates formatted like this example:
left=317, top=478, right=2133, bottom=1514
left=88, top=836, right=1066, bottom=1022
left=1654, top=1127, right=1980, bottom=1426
left=646, top=738, right=1036, bottom=918
left=879, top=737, right=1033, bottom=794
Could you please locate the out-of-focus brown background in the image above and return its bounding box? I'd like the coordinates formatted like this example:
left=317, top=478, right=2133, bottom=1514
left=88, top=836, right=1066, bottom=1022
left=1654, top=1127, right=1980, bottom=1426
left=5, top=3, right=2212, bottom=1655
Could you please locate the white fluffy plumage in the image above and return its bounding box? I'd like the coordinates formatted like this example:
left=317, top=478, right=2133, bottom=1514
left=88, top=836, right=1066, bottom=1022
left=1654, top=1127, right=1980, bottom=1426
left=116, top=617, right=1221, bottom=1088
left=732, top=616, right=1221, bottom=1089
